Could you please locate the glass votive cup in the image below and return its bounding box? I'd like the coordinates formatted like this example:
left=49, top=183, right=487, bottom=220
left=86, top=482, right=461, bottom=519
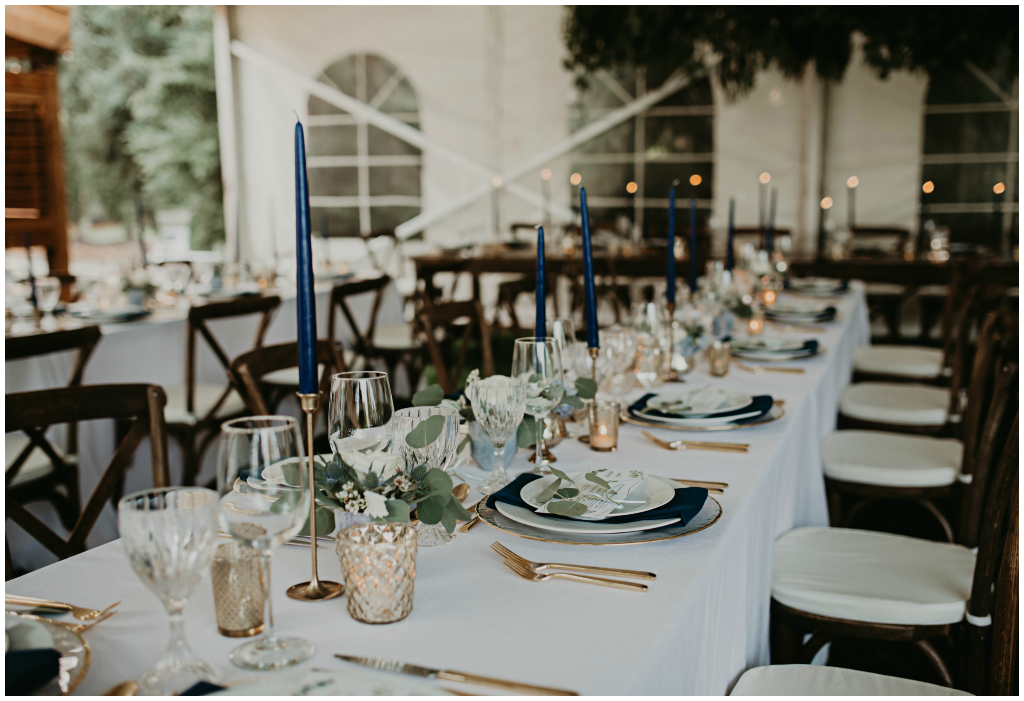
left=211, top=541, right=265, bottom=638
left=336, top=522, right=417, bottom=625
left=708, top=341, right=731, bottom=377
left=587, top=400, right=620, bottom=452
left=747, top=308, right=766, bottom=335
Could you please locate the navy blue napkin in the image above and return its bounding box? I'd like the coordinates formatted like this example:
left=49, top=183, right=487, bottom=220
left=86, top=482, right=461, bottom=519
left=6, top=649, right=62, bottom=695
left=733, top=339, right=818, bottom=355
left=487, top=473, right=708, bottom=526
left=181, top=681, right=227, bottom=695
left=767, top=305, right=836, bottom=320
left=629, top=393, right=774, bottom=424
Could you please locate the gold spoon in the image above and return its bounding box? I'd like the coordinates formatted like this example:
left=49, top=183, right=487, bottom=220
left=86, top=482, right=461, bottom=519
left=104, top=680, right=139, bottom=696
left=452, top=483, right=471, bottom=502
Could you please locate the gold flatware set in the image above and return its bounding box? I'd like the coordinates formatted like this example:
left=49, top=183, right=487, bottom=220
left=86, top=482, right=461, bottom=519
left=642, top=430, right=748, bottom=453
left=6, top=594, right=120, bottom=621
left=734, top=359, right=806, bottom=375
left=493, top=541, right=651, bottom=592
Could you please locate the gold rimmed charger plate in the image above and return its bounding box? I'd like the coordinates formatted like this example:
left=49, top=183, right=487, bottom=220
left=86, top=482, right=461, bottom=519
left=5, top=611, right=92, bottom=695
left=731, top=347, right=827, bottom=363
left=621, top=404, right=785, bottom=432
left=477, top=496, right=721, bottom=546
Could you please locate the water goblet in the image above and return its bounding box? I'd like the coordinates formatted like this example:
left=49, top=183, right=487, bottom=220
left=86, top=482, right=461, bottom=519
left=329, top=371, right=395, bottom=454
left=466, top=376, right=527, bottom=494
left=511, top=337, right=564, bottom=474
left=392, top=406, right=460, bottom=546
left=118, top=487, right=220, bottom=694
left=216, top=416, right=313, bottom=670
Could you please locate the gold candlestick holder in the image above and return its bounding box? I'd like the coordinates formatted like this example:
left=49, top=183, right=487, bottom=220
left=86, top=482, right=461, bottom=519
left=286, top=391, right=343, bottom=602
left=664, top=301, right=685, bottom=382
left=588, top=346, right=599, bottom=384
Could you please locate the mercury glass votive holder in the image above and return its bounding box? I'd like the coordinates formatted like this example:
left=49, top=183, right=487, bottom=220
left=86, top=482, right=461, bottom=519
left=747, top=308, right=766, bottom=335
left=336, top=522, right=417, bottom=625
left=211, top=541, right=265, bottom=638
left=708, top=340, right=731, bottom=377
left=587, top=400, right=620, bottom=452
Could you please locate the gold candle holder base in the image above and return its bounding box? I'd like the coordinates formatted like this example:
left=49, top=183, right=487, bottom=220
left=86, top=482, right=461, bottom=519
left=664, top=302, right=685, bottom=382
left=287, top=391, right=343, bottom=602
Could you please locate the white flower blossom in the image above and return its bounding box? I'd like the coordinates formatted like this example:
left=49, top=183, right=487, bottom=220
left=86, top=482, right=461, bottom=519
left=343, top=449, right=404, bottom=482
left=363, top=490, right=390, bottom=519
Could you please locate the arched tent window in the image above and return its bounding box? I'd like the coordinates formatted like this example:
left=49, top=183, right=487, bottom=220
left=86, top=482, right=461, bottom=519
left=306, top=54, right=421, bottom=238
left=921, top=63, right=1018, bottom=252
left=569, top=66, right=714, bottom=239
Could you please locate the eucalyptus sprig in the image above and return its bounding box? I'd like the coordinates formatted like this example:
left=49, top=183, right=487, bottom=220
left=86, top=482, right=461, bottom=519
left=534, top=467, right=615, bottom=517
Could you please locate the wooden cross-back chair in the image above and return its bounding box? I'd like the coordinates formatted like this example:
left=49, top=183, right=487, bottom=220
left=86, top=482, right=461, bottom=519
left=168, top=295, right=281, bottom=485
left=771, top=369, right=1019, bottom=691
left=6, top=324, right=102, bottom=529
left=495, top=275, right=558, bottom=336
left=416, top=299, right=494, bottom=394
left=826, top=309, right=1017, bottom=542
left=6, top=384, right=169, bottom=579
left=230, top=340, right=346, bottom=418
left=328, top=275, right=422, bottom=402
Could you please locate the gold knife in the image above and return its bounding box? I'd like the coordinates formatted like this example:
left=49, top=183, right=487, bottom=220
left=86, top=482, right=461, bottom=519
left=335, top=655, right=578, bottom=696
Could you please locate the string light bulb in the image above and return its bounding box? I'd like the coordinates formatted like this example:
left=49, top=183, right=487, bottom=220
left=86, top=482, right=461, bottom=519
left=993, top=182, right=1006, bottom=195
left=689, top=174, right=702, bottom=186
left=491, top=176, right=503, bottom=188
left=847, top=176, right=859, bottom=188
left=759, top=172, right=771, bottom=184
left=821, top=197, right=834, bottom=209
left=541, top=168, right=552, bottom=181
left=922, top=181, right=935, bottom=194
left=626, top=182, right=638, bottom=194
left=570, top=173, right=582, bottom=186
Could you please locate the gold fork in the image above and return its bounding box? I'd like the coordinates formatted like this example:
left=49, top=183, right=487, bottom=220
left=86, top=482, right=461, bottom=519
left=5, top=595, right=120, bottom=622
left=768, top=320, right=826, bottom=334
left=501, top=558, right=648, bottom=592
left=458, top=497, right=487, bottom=533
left=491, top=541, right=656, bottom=580
left=733, top=360, right=805, bottom=375
left=641, top=431, right=748, bottom=453
left=6, top=607, right=117, bottom=633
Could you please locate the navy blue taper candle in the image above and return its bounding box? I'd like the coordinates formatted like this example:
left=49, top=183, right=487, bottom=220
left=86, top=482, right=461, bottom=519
left=766, top=188, right=777, bottom=255
left=688, top=197, right=698, bottom=293
left=725, top=197, right=736, bottom=271
left=535, top=225, right=546, bottom=336
left=667, top=185, right=677, bottom=305
left=580, top=187, right=598, bottom=348
left=22, top=230, right=37, bottom=310
left=294, top=119, right=318, bottom=395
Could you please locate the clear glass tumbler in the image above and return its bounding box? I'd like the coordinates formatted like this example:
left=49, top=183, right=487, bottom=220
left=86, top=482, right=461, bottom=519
left=329, top=371, right=395, bottom=454
left=466, top=376, right=527, bottom=494
left=392, top=406, right=460, bottom=547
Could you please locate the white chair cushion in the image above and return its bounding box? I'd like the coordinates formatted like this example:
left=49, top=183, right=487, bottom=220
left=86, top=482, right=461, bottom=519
left=863, top=282, right=906, bottom=296
left=823, top=430, right=962, bottom=487
left=853, top=346, right=944, bottom=379
left=164, top=382, right=248, bottom=426
left=840, top=383, right=949, bottom=426
left=731, top=664, right=970, bottom=695
left=372, top=323, right=422, bottom=349
left=772, top=527, right=975, bottom=626
left=5, top=433, right=60, bottom=487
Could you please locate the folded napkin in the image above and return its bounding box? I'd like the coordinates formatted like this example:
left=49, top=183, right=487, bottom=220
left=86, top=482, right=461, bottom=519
left=181, top=681, right=227, bottom=696
left=6, top=649, right=62, bottom=695
left=733, top=339, right=818, bottom=355
left=487, top=473, right=708, bottom=526
left=768, top=305, right=836, bottom=320
left=630, top=393, right=773, bottom=423
left=785, top=278, right=849, bottom=293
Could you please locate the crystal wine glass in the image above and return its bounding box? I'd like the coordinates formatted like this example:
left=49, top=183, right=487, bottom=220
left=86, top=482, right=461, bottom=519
left=118, top=487, right=221, bottom=694
left=511, top=337, right=564, bottom=474
left=329, top=371, right=395, bottom=455
left=392, top=406, right=460, bottom=547
left=466, top=376, right=526, bottom=494
left=216, top=416, right=313, bottom=670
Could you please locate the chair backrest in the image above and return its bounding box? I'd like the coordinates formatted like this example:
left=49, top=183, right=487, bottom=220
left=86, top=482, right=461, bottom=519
left=957, top=311, right=1010, bottom=465
left=327, top=275, right=391, bottom=358
left=963, top=412, right=1018, bottom=694
left=496, top=275, right=555, bottom=334
left=5, top=324, right=103, bottom=457
left=945, top=282, right=1009, bottom=420
left=185, top=295, right=281, bottom=417
left=416, top=299, right=494, bottom=394
left=5, top=384, right=169, bottom=561
left=230, top=340, right=346, bottom=415
left=988, top=483, right=1018, bottom=695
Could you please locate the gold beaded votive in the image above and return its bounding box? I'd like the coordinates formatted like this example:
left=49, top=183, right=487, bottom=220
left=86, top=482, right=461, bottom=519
left=708, top=340, right=731, bottom=377
left=587, top=400, right=620, bottom=451
left=336, top=522, right=417, bottom=625
left=211, top=541, right=264, bottom=638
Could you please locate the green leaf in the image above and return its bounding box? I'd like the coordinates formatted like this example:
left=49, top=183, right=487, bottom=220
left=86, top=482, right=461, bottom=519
left=547, top=500, right=588, bottom=517
left=555, top=487, right=580, bottom=498
left=549, top=467, right=572, bottom=482
left=405, top=414, right=446, bottom=449
left=383, top=499, right=411, bottom=523
left=314, top=488, right=345, bottom=509
left=279, top=461, right=304, bottom=487
left=457, top=435, right=471, bottom=455
left=459, top=406, right=475, bottom=422
left=412, top=384, right=444, bottom=407
left=416, top=493, right=447, bottom=524
left=536, top=478, right=563, bottom=503
left=447, top=496, right=473, bottom=521
left=563, top=394, right=585, bottom=410
left=575, top=377, right=598, bottom=399
left=517, top=418, right=539, bottom=448
left=298, top=504, right=335, bottom=537
left=585, top=472, right=611, bottom=490
left=269, top=489, right=301, bottom=513
left=410, top=464, right=428, bottom=483
left=440, top=506, right=457, bottom=534
left=422, top=467, right=453, bottom=494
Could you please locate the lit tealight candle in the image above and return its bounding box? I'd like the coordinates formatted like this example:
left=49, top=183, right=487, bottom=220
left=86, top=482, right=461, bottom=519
left=592, top=424, right=615, bottom=450
left=587, top=400, right=620, bottom=452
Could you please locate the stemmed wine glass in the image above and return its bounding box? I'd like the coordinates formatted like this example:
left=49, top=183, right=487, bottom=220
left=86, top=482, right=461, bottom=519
left=466, top=376, right=527, bottom=494
left=216, top=416, right=313, bottom=670
left=511, top=337, right=564, bottom=474
left=329, top=371, right=395, bottom=455
left=118, top=487, right=220, bottom=694
left=392, top=406, right=460, bottom=547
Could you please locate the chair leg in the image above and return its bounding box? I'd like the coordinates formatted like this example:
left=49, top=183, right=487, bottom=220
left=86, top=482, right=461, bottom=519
left=914, top=498, right=955, bottom=543
left=915, top=638, right=954, bottom=687
left=770, top=604, right=805, bottom=664
left=826, top=483, right=844, bottom=527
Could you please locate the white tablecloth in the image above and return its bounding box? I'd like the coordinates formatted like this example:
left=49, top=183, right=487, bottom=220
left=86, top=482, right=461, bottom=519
left=6, top=282, right=404, bottom=573
left=6, top=285, right=869, bottom=695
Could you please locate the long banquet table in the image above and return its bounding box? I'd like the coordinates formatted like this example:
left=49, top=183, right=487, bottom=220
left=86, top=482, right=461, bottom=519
left=6, top=285, right=869, bottom=695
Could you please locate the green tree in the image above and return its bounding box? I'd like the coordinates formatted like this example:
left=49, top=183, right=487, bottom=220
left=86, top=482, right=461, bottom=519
left=60, top=5, right=224, bottom=249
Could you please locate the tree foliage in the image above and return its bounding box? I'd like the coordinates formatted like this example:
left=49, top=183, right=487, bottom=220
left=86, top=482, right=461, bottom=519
left=563, top=7, right=1018, bottom=98
left=60, top=5, right=224, bottom=249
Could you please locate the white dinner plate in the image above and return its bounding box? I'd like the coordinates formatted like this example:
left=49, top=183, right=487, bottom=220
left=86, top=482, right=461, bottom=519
left=732, top=348, right=816, bottom=361
left=520, top=473, right=676, bottom=520
left=768, top=302, right=832, bottom=317
left=4, top=612, right=91, bottom=695
left=69, top=305, right=150, bottom=323
left=637, top=405, right=767, bottom=427
left=788, top=277, right=843, bottom=292
left=646, top=389, right=753, bottom=417
left=731, top=337, right=807, bottom=353
left=495, top=501, right=681, bottom=534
